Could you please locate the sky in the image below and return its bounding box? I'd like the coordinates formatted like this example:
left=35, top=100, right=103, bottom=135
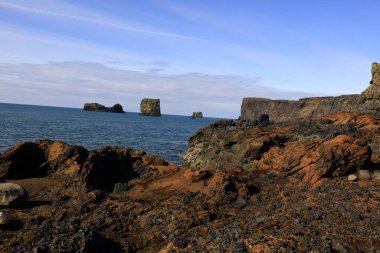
left=0, top=0, right=379, bottom=118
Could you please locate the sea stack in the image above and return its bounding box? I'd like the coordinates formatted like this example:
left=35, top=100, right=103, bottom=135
left=361, top=62, right=380, bottom=100
left=83, top=103, right=125, bottom=113
left=191, top=112, right=203, bottom=119
left=140, top=98, right=161, bottom=116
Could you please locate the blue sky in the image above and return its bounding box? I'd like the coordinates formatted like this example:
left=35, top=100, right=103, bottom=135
left=0, top=0, right=378, bottom=117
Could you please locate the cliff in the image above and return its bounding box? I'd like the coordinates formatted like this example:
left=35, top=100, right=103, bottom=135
left=241, top=63, right=380, bottom=122
left=83, top=103, right=125, bottom=113
left=140, top=98, right=161, bottom=116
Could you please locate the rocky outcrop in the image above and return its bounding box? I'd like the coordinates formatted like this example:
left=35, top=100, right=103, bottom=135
left=140, top=98, right=161, bottom=116
left=0, top=140, right=171, bottom=192
left=362, top=62, right=380, bottom=100
left=248, top=135, right=371, bottom=185
left=183, top=113, right=380, bottom=172
left=241, top=63, right=380, bottom=122
left=83, top=103, right=125, bottom=113
left=0, top=183, right=28, bottom=207
left=191, top=112, right=203, bottom=119
left=0, top=138, right=379, bottom=252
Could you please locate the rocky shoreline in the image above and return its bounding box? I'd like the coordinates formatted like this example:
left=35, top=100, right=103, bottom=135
left=0, top=112, right=379, bottom=252
left=0, top=64, right=379, bottom=252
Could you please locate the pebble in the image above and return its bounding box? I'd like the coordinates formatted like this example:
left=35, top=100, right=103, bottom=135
left=358, top=170, right=371, bottom=180
left=371, top=170, right=380, bottom=181
left=0, top=211, right=9, bottom=225
left=347, top=174, right=357, bottom=181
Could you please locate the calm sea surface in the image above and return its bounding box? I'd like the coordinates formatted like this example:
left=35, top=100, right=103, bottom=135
left=0, top=103, right=221, bottom=164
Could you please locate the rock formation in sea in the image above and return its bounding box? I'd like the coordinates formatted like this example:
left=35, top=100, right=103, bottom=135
left=140, top=98, right=161, bottom=116
left=191, top=112, right=203, bottom=119
left=83, top=103, right=125, bottom=113
left=240, top=63, right=380, bottom=122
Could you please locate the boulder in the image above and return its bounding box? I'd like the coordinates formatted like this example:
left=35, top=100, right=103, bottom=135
left=140, top=98, right=161, bottom=116
left=0, top=182, right=28, bottom=207
left=191, top=112, right=203, bottom=119
left=83, top=103, right=125, bottom=113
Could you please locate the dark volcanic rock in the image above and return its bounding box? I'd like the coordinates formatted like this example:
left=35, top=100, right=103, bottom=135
left=140, top=98, right=161, bottom=116
left=0, top=136, right=379, bottom=252
left=83, top=103, right=125, bottom=113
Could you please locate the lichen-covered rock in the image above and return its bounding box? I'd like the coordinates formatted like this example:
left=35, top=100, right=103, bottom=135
left=83, top=103, right=125, bottom=113
left=0, top=182, right=28, bottom=207
left=140, top=98, right=161, bottom=116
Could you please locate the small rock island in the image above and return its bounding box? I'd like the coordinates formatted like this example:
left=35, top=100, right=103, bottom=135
left=191, top=112, right=203, bottom=119
left=140, top=98, right=161, bottom=116
left=83, top=103, right=125, bottom=113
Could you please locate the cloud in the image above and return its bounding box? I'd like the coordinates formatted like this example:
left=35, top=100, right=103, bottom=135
left=0, top=1, right=215, bottom=43
left=0, top=62, right=321, bottom=118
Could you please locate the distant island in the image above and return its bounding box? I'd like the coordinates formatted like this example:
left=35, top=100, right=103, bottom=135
left=83, top=103, right=125, bottom=113
left=191, top=112, right=203, bottom=119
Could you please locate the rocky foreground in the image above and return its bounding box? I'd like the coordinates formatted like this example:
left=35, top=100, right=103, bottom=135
left=0, top=111, right=379, bottom=252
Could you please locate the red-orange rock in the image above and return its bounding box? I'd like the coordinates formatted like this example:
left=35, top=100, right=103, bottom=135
left=249, top=135, right=371, bottom=185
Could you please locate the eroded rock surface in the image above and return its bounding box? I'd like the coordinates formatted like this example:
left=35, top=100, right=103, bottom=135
left=0, top=139, right=378, bottom=252
left=184, top=113, right=380, bottom=172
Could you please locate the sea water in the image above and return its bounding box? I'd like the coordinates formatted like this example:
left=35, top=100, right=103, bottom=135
left=0, top=103, right=221, bottom=164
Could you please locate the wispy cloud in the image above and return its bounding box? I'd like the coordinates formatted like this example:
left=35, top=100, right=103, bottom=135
left=0, top=1, right=215, bottom=43
left=0, top=62, right=320, bottom=118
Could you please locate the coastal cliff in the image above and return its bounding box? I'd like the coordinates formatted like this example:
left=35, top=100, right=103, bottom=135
left=184, top=63, right=380, bottom=171
left=83, top=103, right=125, bottom=113
left=241, top=63, right=380, bottom=122
left=140, top=98, right=161, bottom=116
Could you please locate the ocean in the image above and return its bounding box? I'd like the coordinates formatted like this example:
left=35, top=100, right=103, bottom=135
left=0, top=103, right=221, bottom=164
